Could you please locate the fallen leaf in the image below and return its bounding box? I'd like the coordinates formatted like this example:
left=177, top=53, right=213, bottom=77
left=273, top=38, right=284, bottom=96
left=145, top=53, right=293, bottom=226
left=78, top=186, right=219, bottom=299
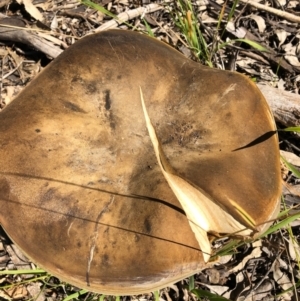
left=15, top=0, right=44, bottom=22
left=248, top=14, right=266, bottom=33
left=272, top=258, right=294, bottom=300
left=2, top=285, right=28, bottom=300
left=228, top=241, right=262, bottom=273
left=288, top=238, right=300, bottom=261
left=275, top=29, right=288, bottom=48
left=27, top=282, right=45, bottom=301
left=281, top=150, right=300, bottom=166
left=283, top=42, right=300, bottom=67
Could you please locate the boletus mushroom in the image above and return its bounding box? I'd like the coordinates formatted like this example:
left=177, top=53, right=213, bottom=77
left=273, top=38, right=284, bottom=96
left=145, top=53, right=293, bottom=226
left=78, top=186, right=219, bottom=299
left=0, top=29, right=281, bottom=295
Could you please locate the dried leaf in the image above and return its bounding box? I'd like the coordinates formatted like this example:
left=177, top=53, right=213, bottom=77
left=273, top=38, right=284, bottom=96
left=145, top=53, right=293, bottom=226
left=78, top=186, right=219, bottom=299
left=288, top=238, right=300, bottom=261
left=50, top=14, right=58, bottom=30
left=226, top=21, right=247, bottom=39
left=283, top=43, right=300, bottom=67
left=27, top=282, right=45, bottom=301
left=275, top=29, right=288, bottom=47
left=2, top=285, right=28, bottom=300
left=244, top=280, right=273, bottom=301
left=200, top=284, right=229, bottom=296
left=248, top=14, right=266, bottom=33
left=15, top=0, right=44, bottom=22
left=281, top=150, right=300, bottom=166
left=228, top=241, right=262, bottom=273
left=272, top=259, right=294, bottom=300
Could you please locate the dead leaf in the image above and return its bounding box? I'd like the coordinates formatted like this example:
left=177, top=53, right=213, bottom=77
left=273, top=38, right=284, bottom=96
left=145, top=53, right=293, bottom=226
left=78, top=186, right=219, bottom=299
left=275, top=29, right=288, bottom=48
left=2, top=285, right=28, bottom=300
left=50, top=14, right=58, bottom=30
left=281, top=150, right=300, bottom=166
left=226, top=21, right=247, bottom=38
left=248, top=14, right=266, bottom=33
left=288, top=238, right=300, bottom=261
left=0, top=48, right=8, bottom=56
left=27, top=282, right=45, bottom=301
left=228, top=241, right=262, bottom=273
left=244, top=280, right=273, bottom=301
left=283, top=42, right=300, bottom=67
left=15, top=0, right=44, bottom=23
left=205, top=268, right=220, bottom=284
left=272, top=258, right=294, bottom=300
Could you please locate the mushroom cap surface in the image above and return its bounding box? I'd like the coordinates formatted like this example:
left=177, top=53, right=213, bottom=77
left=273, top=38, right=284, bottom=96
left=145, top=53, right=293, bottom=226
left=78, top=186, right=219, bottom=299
left=0, top=30, right=281, bottom=294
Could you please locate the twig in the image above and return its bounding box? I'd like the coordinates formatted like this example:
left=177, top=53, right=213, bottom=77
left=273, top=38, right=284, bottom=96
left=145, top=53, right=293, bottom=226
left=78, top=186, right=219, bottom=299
left=0, top=26, right=63, bottom=58
left=0, top=14, right=63, bottom=58
left=0, top=60, right=23, bottom=82
left=257, top=83, right=300, bottom=127
left=92, top=4, right=163, bottom=33
left=239, top=0, right=300, bottom=23
left=243, top=257, right=277, bottom=300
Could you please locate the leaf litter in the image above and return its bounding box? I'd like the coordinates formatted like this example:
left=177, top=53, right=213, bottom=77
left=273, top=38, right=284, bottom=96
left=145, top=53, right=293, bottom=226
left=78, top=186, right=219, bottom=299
left=0, top=0, right=300, bottom=300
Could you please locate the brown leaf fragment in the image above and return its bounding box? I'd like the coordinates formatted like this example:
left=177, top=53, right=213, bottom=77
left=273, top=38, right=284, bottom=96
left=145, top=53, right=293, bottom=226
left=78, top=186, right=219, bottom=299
left=1, top=285, right=28, bottom=300
left=228, top=241, right=262, bottom=273
left=283, top=42, right=300, bottom=67
left=248, top=14, right=266, bottom=33
left=281, top=150, right=300, bottom=167
left=5, top=244, right=32, bottom=276
left=27, top=282, right=45, bottom=301
left=272, top=259, right=294, bottom=300
left=244, top=280, right=273, bottom=301
left=0, top=0, right=9, bottom=8
left=16, top=0, right=44, bottom=23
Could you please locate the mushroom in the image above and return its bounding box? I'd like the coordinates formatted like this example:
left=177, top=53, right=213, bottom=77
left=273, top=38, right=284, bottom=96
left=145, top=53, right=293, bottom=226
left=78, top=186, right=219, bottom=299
left=0, top=29, right=281, bottom=295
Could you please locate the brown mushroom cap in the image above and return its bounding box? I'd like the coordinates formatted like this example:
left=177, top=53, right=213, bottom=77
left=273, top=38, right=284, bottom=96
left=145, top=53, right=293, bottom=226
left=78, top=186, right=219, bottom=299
left=0, top=30, right=281, bottom=294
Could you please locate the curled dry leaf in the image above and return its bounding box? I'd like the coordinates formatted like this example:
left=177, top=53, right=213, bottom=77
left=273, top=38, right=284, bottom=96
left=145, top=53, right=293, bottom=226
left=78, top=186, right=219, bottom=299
left=272, top=259, right=294, bottom=300
left=288, top=238, right=300, bottom=261
left=283, top=42, right=300, bottom=67
left=15, top=0, right=44, bottom=23
left=227, top=241, right=262, bottom=274
left=248, top=14, right=266, bottom=33
left=275, top=29, right=288, bottom=48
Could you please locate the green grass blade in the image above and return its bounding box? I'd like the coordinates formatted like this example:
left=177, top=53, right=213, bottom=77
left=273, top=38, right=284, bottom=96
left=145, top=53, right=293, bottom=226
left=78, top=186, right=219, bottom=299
left=80, top=0, right=131, bottom=28
left=153, top=291, right=160, bottom=301
left=142, top=18, right=154, bottom=37
left=258, top=211, right=300, bottom=238
left=281, top=155, right=300, bottom=178
left=0, top=275, right=49, bottom=289
left=81, top=0, right=115, bottom=18
left=278, top=126, right=300, bottom=133
left=99, top=295, right=106, bottom=301
left=218, top=39, right=268, bottom=52
left=63, top=289, right=88, bottom=301
left=189, top=275, right=195, bottom=291
left=191, top=289, right=231, bottom=301
left=234, top=39, right=269, bottom=51
left=0, top=269, right=46, bottom=275
left=227, top=0, right=239, bottom=23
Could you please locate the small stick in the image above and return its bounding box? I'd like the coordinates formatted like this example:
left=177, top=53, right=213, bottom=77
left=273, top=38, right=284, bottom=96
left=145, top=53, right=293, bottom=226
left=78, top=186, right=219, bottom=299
left=239, top=0, right=300, bottom=23
left=93, top=4, right=163, bottom=33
